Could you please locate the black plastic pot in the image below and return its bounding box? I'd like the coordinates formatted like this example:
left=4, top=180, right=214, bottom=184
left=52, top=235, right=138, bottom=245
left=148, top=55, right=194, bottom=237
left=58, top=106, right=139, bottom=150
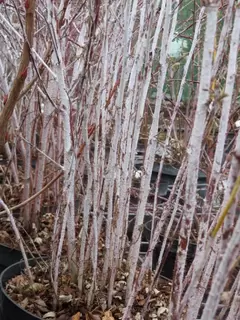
left=0, top=244, right=44, bottom=278
left=0, top=244, right=27, bottom=274
left=0, top=259, right=41, bottom=320
left=127, top=214, right=196, bottom=279
left=152, top=238, right=196, bottom=279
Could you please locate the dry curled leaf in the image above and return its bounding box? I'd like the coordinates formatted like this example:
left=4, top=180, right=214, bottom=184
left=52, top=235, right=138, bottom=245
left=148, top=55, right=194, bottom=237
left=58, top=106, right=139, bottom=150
left=157, top=307, right=168, bottom=316
left=102, top=310, right=115, bottom=320
left=86, top=312, right=101, bottom=320
left=43, top=311, right=56, bottom=319
left=35, top=298, right=49, bottom=313
left=20, top=297, right=29, bottom=309
left=72, top=312, right=81, bottom=320
left=137, top=298, right=145, bottom=306
left=0, top=230, right=11, bottom=242
left=135, top=313, right=141, bottom=320
left=25, top=282, right=46, bottom=294
left=10, top=274, right=28, bottom=287
left=34, top=237, right=43, bottom=245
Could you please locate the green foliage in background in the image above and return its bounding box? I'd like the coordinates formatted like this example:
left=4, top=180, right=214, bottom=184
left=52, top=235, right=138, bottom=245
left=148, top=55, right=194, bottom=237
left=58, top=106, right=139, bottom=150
left=149, top=0, right=201, bottom=103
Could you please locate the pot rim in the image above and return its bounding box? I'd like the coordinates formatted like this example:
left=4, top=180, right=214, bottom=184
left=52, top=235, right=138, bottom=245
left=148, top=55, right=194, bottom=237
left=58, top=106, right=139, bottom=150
left=0, top=243, right=21, bottom=251
left=0, top=258, right=44, bottom=320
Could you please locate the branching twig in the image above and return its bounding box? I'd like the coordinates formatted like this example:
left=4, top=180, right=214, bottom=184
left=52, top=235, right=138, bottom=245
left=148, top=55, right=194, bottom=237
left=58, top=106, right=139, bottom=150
left=0, top=0, right=36, bottom=154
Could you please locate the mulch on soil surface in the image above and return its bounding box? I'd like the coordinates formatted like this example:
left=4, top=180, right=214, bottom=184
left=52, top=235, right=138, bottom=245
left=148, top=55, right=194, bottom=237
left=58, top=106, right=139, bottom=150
left=6, top=260, right=171, bottom=320
left=0, top=193, right=176, bottom=320
left=1, top=211, right=172, bottom=319
left=0, top=212, right=55, bottom=256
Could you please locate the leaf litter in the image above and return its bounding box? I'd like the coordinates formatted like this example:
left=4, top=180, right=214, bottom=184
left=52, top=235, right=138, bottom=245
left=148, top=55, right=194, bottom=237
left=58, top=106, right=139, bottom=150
left=1, top=196, right=171, bottom=319
left=5, top=257, right=171, bottom=319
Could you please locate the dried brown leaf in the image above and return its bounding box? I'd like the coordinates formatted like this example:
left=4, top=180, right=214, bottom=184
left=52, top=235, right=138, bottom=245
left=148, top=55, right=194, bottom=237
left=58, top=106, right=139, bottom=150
left=35, top=298, right=48, bottom=313
left=71, top=312, right=81, bottom=320
left=137, top=298, right=146, bottom=306
left=102, top=310, right=115, bottom=320
left=86, top=312, right=101, bottom=320
left=20, top=297, right=29, bottom=309
left=43, top=311, right=56, bottom=319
